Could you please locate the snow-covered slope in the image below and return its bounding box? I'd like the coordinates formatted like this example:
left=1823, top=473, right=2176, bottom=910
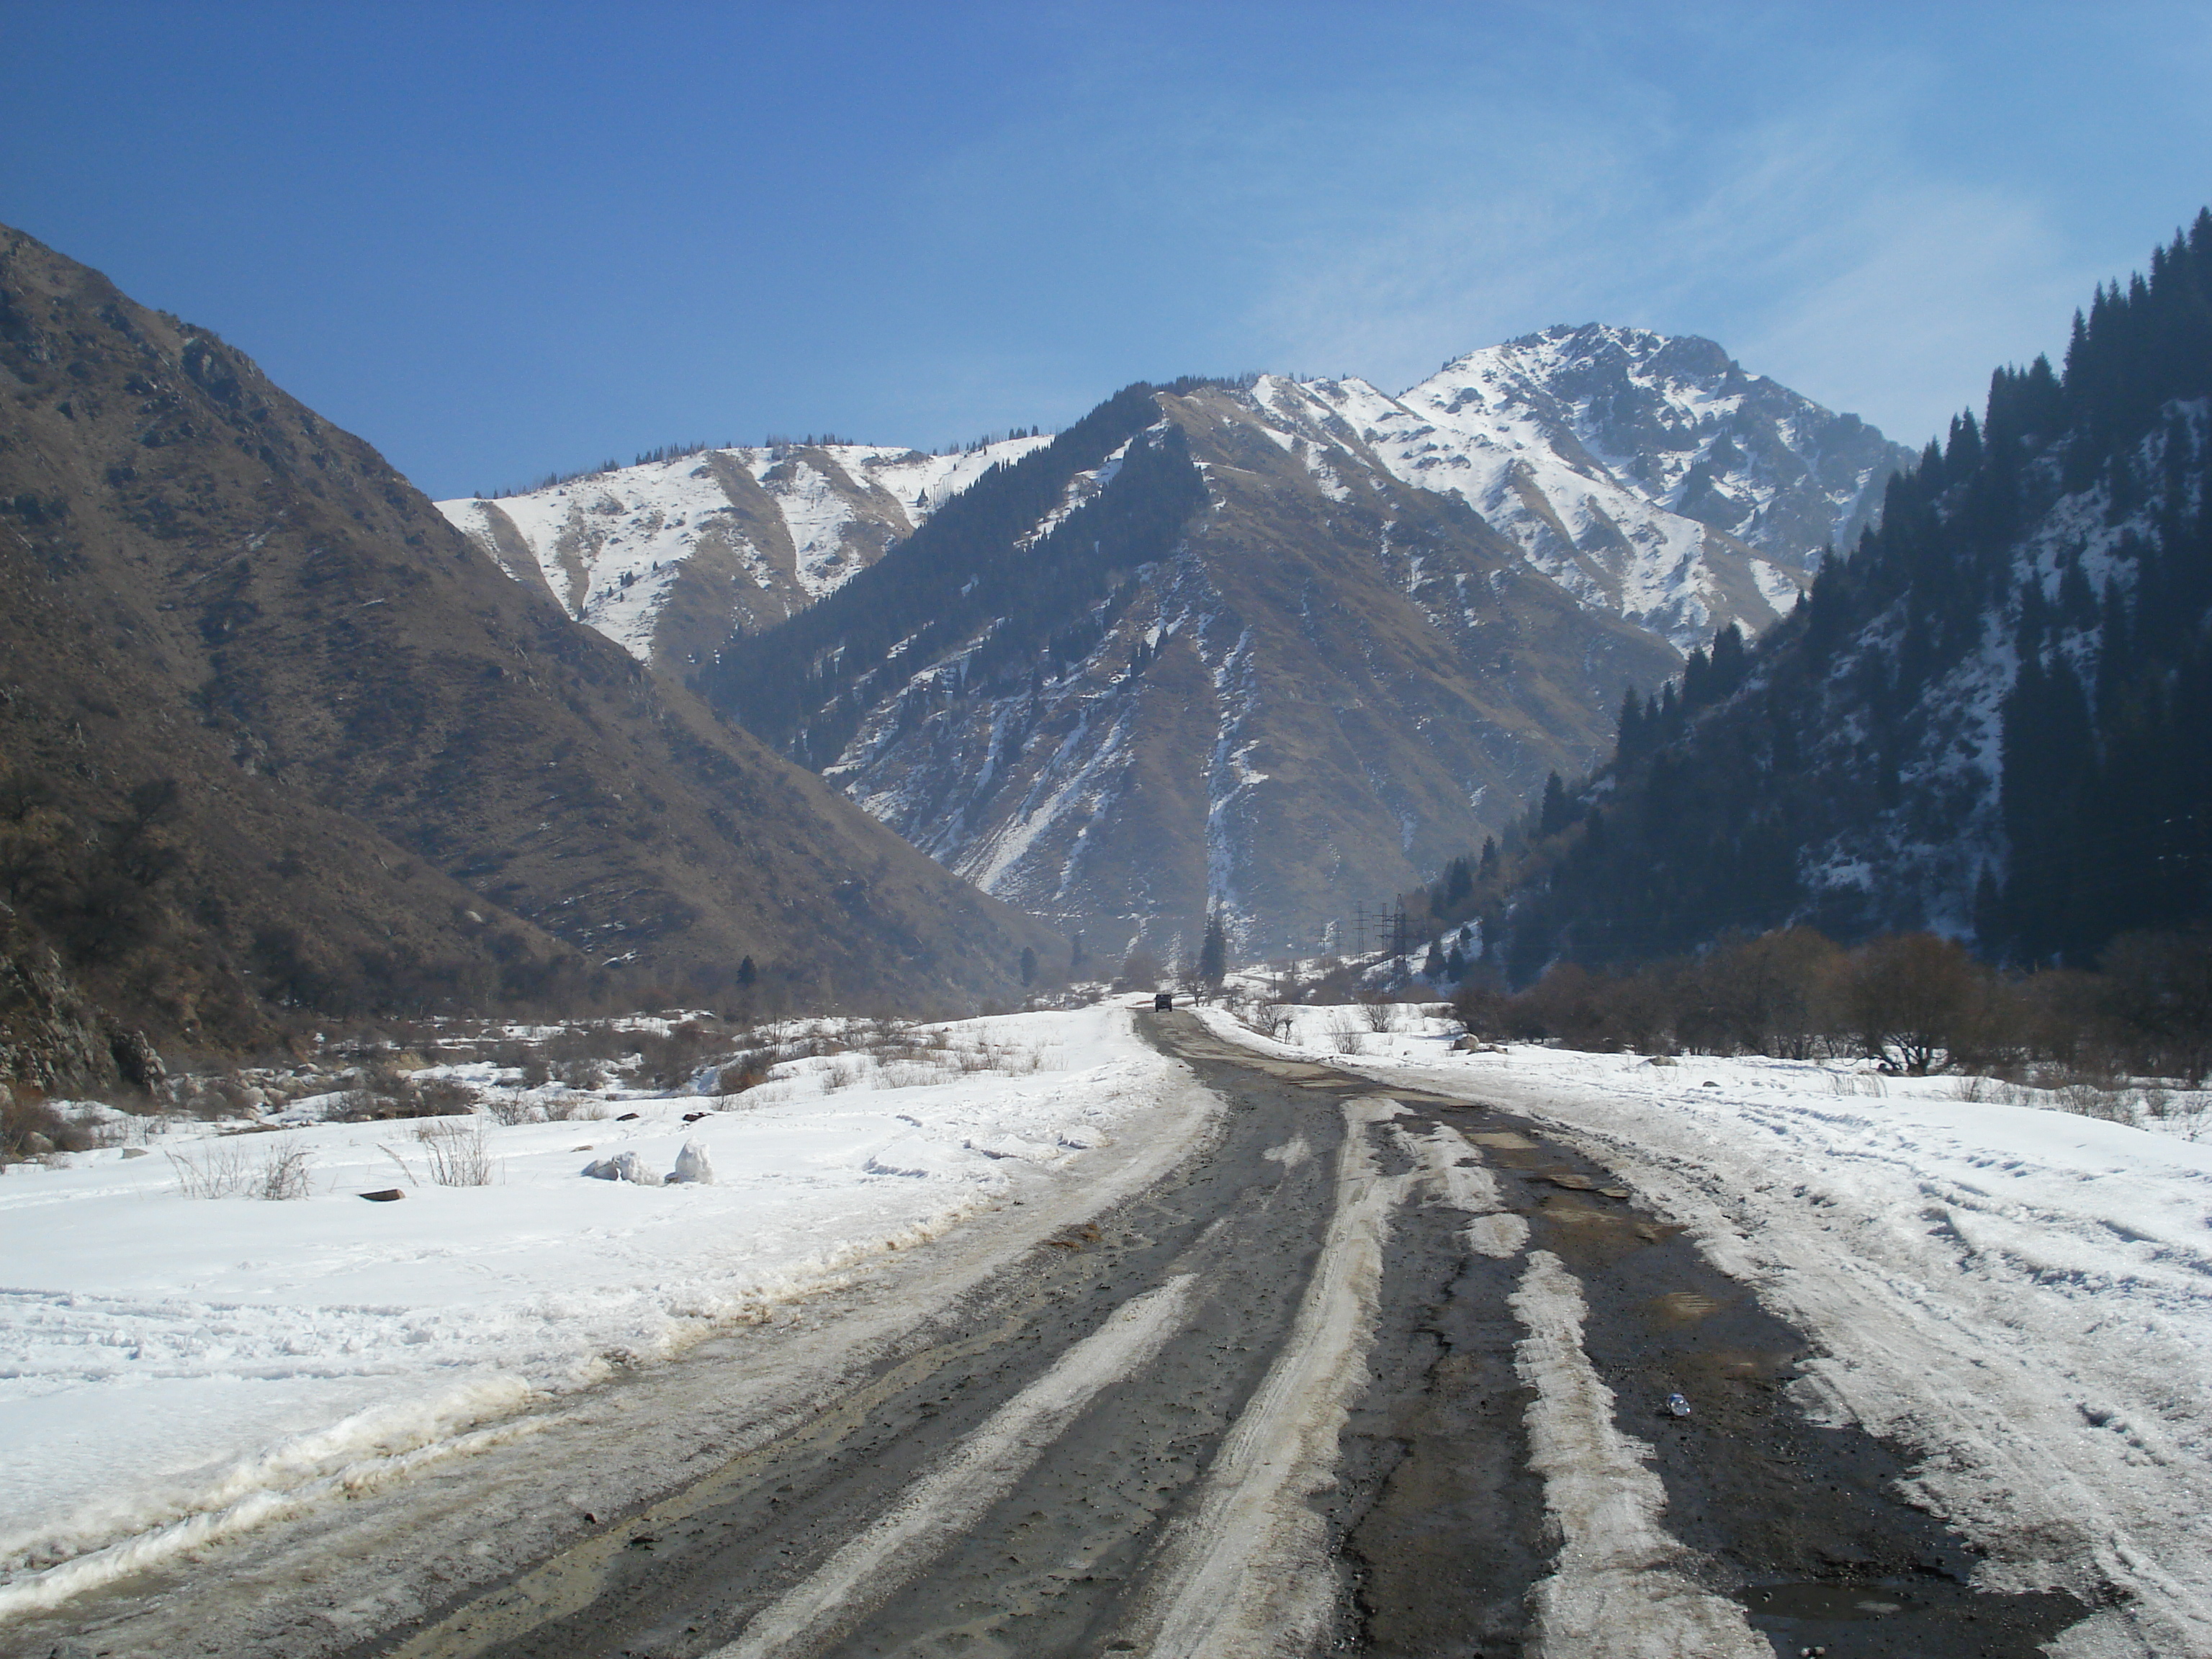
left=449, top=331, right=1904, bottom=675
left=756, top=387, right=1680, bottom=958
left=1256, top=325, right=1910, bottom=650
left=438, top=437, right=1048, bottom=670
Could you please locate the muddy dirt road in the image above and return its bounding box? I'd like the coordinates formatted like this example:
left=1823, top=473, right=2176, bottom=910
left=24, top=1012, right=2090, bottom=1658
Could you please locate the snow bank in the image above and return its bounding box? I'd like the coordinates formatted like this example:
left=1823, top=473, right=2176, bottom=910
left=0, top=1008, right=1170, bottom=1602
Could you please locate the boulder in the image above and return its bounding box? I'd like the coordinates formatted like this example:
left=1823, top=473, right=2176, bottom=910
left=582, top=1149, right=662, bottom=1185
left=668, top=1139, right=714, bottom=1184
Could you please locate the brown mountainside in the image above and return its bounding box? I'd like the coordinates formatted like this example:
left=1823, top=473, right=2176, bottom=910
left=0, top=223, right=1057, bottom=1079
left=710, top=382, right=1681, bottom=961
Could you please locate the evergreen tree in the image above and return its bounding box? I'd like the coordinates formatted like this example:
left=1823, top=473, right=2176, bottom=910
left=1537, top=772, right=1571, bottom=837
left=1616, top=684, right=1646, bottom=759
left=1442, top=855, right=1474, bottom=907
left=1197, top=909, right=1228, bottom=986
left=1020, top=945, right=1038, bottom=987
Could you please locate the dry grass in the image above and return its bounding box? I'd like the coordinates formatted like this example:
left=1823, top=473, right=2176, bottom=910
left=1954, top=1069, right=2212, bottom=1137
left=729, top=1022, right=1053, bottom=1100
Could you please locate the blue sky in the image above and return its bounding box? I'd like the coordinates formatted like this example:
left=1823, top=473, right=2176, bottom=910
left=4, top=1, right=2208, bottom=500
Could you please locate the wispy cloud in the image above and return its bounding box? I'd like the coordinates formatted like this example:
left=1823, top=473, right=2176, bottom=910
left=1235, top=76, right=2090, bottom=444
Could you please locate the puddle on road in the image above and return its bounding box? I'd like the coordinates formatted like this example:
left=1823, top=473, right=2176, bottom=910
left=1462, top=1130, right=1538, bottom=1150
left=1650, top=1289, right=1727, bottom=1323
left=1748, top=1579, right=1913, bottom=1619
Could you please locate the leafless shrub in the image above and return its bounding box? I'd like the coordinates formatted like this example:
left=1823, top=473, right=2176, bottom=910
left=112, top=1111, right=173, bottom=1147
left=552, top=1057, right=605, bottom=1092
left=633, top=1021, right=721, bottom=1089
left=2145, top=1090, right=2212, bottom=1141
left=1326, top=1014, right=1364, bottom=1056
left=482, top=1094, right=534, bottom=1126
left=169, top=1136, right=310, bottom=1200
left=256, top=1138, right=314, bottom=1200
left=168, top=1139, right=254, bottom=1197
left=360, top=1062, right=409, bottom=1099
left=413, top=1077, right=479, bottom=1115
left=715, top=1055, right=770, bottom=1095
left=543, top=1094, right=608, bottom=1123
left=3, top=1092, right=93, bottom=1160
left=822, top=1057, right=863, bottom=1092
left=332, top=1087, right=384, bottom=1120
left=994, top=1041, right=1045, bottom=1074
left=1359, top=999, right=1398, bottom=1033
left=2052, top=1075, right=2136, bottom=1123
left=415, top=1119, right=495, bottom=1186
left=543, top=1024, right=636, bottom=1065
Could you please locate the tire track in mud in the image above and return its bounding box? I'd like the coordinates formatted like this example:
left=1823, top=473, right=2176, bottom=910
left=1301, top=1042, right=2098, bottom=1659
left=342, top=1014, right=1365, bottom=1659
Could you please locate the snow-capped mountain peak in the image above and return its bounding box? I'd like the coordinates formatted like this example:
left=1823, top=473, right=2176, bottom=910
left=438, top=435, right=1048, bottom=669
left=1235, top=325, right=1911, bottom=650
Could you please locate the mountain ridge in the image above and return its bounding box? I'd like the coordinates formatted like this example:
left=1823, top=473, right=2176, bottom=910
left=0, top=220, right=1060, bottom=1079
left=454, top=329, right=1907, bottom=960
left=441, top=326, right=1909, bottom=667
left=1479, top=213, right=2212, bottom=979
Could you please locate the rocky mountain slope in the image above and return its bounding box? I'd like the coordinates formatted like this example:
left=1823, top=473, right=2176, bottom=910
left=1487, top=215, right=2212, bottom=976
left=0, top=222, right=1058, bottom=1078
left=457, top=331, right=1902, bottom=963
left=439, top=437, right=1046, bottom=674
left=1280, top=324, right=1912, bottom=649
left=457, top=327, right=1906, bottom=675
left=699, top=381, right=1683, bottom=961
left=680, top=332, right=1907, bottom=963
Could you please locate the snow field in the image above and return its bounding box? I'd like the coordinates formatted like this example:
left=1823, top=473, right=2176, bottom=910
left=1194, top=1002, right=2212, bottom=1657
left=0, top=1007, right=1174, bottom=1614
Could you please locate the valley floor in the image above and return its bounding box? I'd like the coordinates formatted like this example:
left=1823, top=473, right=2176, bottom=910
left=3, top=999, right=2210, bottom=1655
